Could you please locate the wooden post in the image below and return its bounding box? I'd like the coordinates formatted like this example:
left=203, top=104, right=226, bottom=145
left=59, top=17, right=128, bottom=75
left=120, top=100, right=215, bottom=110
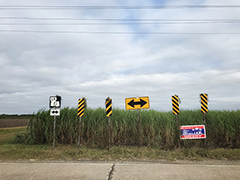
left=137, top=109, right=142, bottom=147
left=78, top=116, right=82, bottom=149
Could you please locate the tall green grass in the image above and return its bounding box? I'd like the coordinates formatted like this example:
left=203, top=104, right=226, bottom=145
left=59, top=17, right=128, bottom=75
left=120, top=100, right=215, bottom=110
left=19, top=108, right=240, bottom=149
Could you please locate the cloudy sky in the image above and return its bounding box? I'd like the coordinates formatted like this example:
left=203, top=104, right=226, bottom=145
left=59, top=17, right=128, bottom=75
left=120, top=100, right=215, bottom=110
left=0, top=0, right=240, bottom=114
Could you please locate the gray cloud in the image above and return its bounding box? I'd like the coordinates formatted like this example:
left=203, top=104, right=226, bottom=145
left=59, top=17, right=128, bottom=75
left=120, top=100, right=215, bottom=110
left=0, top=0, right=240, bottom=114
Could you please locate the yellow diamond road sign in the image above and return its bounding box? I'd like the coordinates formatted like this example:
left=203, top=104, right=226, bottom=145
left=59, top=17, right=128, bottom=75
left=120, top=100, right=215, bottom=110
left=125, top=96, right=150, bottom=110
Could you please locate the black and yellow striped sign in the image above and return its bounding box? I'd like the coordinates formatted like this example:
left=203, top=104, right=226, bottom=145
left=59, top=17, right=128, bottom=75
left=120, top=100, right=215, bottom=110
left=172, top=95, right=180, bottom=115
left=106, top=98, right=112, bottom=117
left=200, top=93, right=208, bottom=113
left=78, top=98, right=85, bottom=117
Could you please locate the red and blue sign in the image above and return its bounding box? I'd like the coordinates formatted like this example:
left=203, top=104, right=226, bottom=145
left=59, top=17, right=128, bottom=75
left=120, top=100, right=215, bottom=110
left=180, top=125, right=206, bottom=139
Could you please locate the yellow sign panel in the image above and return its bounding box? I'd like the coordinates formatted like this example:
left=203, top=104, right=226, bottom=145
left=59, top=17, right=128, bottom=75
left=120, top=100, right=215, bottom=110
left=106, top=98, right=112, bottom=117
left=172, top=95, right=179, bottom=115
left=200, top=93, right=208, bottom=113
left=125, top=96, right=150, bottom=110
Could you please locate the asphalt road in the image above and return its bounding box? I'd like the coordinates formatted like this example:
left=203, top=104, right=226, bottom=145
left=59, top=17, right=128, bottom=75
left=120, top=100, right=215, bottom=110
left=0, top=161, right=240, bottom=180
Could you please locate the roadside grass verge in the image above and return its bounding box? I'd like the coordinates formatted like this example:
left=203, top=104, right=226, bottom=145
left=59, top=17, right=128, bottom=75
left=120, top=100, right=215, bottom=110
left=1, top=144, right=240, bottom=161
left=1, top=127, right=240, bottom=161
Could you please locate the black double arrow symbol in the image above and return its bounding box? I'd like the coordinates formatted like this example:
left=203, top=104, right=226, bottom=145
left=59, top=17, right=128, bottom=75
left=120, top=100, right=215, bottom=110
left=128, top=98, right=147, bottom=108
left=51, top=110, right=59, bottom=114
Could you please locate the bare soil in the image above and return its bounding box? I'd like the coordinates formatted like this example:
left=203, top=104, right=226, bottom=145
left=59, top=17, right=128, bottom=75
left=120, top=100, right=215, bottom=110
left=0, top=119, right=29, bottom=128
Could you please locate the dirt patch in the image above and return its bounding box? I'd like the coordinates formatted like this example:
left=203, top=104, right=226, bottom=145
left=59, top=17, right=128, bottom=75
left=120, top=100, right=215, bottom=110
left=0, top=119, right=29, bottom=128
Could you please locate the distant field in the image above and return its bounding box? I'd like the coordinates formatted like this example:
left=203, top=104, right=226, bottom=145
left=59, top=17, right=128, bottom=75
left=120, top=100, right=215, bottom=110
left=0, top=119, right=29, bottom=128
left=0, top=114, right=33, bottom=128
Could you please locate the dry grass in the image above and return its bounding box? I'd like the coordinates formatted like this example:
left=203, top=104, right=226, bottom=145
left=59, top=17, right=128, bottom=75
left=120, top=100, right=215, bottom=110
left=0, top=126, right=27, bottom=143
left=1, top=144, right=240, bottom=161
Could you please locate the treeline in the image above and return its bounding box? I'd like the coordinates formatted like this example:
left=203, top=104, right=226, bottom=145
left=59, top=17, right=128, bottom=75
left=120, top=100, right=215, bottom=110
left=16, top=107, right=240, bottom=149
left=0, top=114, right=34, bottom=119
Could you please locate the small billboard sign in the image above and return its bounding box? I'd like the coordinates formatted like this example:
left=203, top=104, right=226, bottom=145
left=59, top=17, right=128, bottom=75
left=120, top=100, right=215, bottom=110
left=180, top=125, right=206, bottom=139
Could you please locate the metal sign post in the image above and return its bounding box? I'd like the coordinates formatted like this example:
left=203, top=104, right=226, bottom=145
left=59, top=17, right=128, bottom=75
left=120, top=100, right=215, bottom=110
left=203, top=113, right=207, bottom=147
left=137, top=109, right=142, bottom=147
left=108, top=116, right=111, bottom=150
left=50, top=108, right=60, bottom=150
left=53, top=111, right=56, bottom=149
left=78, top=116, right=82, bottom=148
left=175, top=115, right=180, bottom=147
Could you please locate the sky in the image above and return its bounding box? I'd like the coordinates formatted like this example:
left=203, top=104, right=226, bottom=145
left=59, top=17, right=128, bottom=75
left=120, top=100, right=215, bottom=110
left=0, top=0, right=240, bottom=114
